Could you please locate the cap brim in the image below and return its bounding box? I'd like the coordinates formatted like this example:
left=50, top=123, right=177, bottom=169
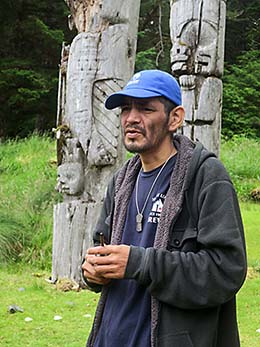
left=105, top=89, right=161, bottom=110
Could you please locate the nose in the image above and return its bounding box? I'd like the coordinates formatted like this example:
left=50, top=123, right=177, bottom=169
left=124, top=106, right=141, bottom=124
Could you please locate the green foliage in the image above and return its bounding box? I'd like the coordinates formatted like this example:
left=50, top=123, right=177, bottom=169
left=0, top=134, right=59, bottom=268
left=19, top=16, right=64, bottom=66
left=0, top=0, right=73, bottom=139
left=222, top=50, right=260, bottom=138
left=220, top=136, right=260, bottom=200
left=225, top=0, right=260, bottom=63
left=135, top=47, right=157, bottom=71
left=0, top=214, right=25, bottom=262
left=0, top=68, right=56, bottom=137
left=136, top=0, right=171, bottom=72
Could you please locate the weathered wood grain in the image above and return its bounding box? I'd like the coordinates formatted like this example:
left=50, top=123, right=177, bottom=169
left=52, top=0, right=141, bottom=284
left=170, top=0, right=226, bottom=156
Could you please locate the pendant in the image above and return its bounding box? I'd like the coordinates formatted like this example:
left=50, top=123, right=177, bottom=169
left=136, top=213, right=143, bottom=232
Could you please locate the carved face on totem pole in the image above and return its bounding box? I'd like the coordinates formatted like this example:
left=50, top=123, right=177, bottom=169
left=56, top=163, right=84, bottom=196
left=170, top=0, right=225, bottom=77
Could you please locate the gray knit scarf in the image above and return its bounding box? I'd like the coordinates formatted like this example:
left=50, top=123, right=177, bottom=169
left=87, top=135, right=195, bottom=347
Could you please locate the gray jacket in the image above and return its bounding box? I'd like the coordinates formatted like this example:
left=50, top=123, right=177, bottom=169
left=86, top=135, right=247, bottom=347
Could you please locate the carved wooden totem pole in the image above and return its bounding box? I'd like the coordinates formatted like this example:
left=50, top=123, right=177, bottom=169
left=52, top=0, right=141, bottom=284
left=170, top=0, right=226, bottom=155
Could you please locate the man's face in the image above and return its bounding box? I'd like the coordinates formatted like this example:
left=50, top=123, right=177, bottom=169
left=120, top=97, right=170, bottom=154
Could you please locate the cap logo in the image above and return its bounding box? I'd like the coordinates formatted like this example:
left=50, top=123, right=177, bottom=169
left=126, top=72, right=142, bottom=87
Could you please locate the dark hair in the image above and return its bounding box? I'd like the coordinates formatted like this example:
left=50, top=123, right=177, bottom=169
left=158, top=96, right=177, bottom=118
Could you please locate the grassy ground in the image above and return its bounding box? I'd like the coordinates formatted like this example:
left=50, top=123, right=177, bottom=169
left=1, top=202, right=260, bottom=346
left=237, top=202, right=260, bottom=347
left=220, top=137, right=260, bottom=199
left=0, top=266, right=99, bottom=347
left=240, top=202, right=260, bottom=267
left=238, top=277, right=260, bottom=347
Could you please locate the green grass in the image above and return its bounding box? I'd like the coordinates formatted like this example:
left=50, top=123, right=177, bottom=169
left=0, top=266, right=99, bottom=347
left=238, top=277, right=260, bottom=347
left=221, top=136, right=260, bottom=199
left=236, top=202, right=260, bottom=347
left=0, top=134, right=59, bottom=267
left=240, top=202, right=260, bottom=267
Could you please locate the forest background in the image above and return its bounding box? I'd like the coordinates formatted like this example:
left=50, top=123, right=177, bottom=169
left=0, top=0, right=259, bottom=140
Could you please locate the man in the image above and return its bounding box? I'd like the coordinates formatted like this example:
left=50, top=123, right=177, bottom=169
left=82, top=70, right=247, bottom=347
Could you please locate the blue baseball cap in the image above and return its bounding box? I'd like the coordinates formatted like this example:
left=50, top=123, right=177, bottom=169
left=105, top=70, right=182, bottom=110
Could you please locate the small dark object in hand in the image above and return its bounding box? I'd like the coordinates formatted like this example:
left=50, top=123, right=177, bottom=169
left=99, top=232, right=105, bottom=247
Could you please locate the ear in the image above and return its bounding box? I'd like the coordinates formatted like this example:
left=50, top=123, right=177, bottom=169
left=168, top=106, right=185, bottom=132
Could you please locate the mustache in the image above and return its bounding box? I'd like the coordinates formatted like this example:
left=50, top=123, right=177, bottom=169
left=124, top=125, right=146, bottom=136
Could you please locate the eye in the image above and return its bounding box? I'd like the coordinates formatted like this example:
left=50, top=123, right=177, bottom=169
left=121, top=105, right=131, bottom=113
left=140, top=106, right=154, bottom=113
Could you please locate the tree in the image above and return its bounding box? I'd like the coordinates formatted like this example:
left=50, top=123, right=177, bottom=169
left=222, top=1, right=260, bottom=138
left=222, top=50, right=260, bottom=138
left=0, top=0, right=73, bottom=138
left=135, top=0, right=171, bottom=72
left=225, top=0, right=260, bottom=63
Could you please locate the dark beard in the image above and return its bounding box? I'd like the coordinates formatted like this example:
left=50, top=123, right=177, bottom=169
left=123, top=121, right=170, bottom=154
left=123, top=140, right=155, bottom=153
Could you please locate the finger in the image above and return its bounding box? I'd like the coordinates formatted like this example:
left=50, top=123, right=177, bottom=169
left=83, top=265, right=110, bottom=284
left=87, top=246, right=111, bottom=256
left=94, top=264, right=121, bottom=276
left=93, top=278, right=111, bottom=285
left=101, top=272, right=121, bottom=279
left=82, top=260, right=105, bottom=279
left=87, top=244, right=121, bottom=256
left=86, top=254, right=108, bottom=266
left=87, top=254, right=114, bottom=266
left=82, top=259, right=96, bottom=272
left=96, top=269, right=124, bottom=279
left=85, top=247, right=98, bottom=258
left=85, top=275, right=108, bottom=285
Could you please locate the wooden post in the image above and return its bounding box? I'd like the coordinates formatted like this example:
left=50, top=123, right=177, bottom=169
left=52, top=0, right=141, bottom=284
left=170, top=0, right=226, bottom=156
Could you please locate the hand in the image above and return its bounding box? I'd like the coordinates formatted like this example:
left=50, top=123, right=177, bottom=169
left=86, top=245, right=131, bottom=279
left=82, top=258, right=111, bottom=285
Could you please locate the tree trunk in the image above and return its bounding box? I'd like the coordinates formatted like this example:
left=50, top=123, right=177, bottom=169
left=170, top=0, right=226, bottom=156
left=52, top=0, right=141, bottom=285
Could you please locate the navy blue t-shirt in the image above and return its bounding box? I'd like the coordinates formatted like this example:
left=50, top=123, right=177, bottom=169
left=94, top=155, right=176, bottom=347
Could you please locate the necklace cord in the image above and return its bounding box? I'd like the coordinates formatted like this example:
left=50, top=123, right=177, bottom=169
left=135, top=152, right=175, bottom=231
